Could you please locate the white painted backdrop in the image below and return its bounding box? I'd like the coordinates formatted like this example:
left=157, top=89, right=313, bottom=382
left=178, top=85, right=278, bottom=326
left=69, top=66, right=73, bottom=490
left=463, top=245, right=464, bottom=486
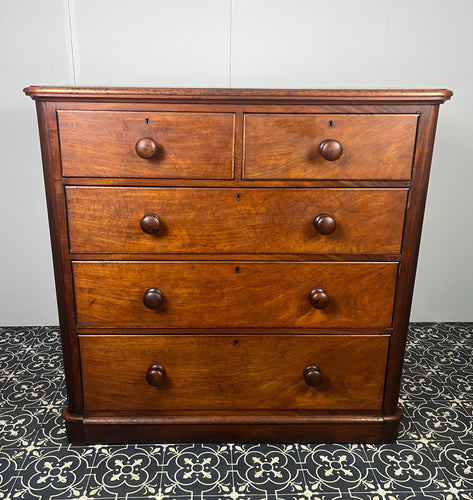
left=1, top=0, right=471, bottom=325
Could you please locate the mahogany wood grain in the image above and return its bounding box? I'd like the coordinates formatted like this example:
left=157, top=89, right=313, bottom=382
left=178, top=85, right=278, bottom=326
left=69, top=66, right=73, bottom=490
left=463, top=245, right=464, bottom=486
left=243, top=114, right=418, bottom=180
left=80, top=335, right=388, bottom=411
left=25, top=87, right=452, bottom=444
left=66, top=187, right=407, bottom=255
left=57, top=110, right=235, bottom=178
left=73, top=261, right=398, bottom=329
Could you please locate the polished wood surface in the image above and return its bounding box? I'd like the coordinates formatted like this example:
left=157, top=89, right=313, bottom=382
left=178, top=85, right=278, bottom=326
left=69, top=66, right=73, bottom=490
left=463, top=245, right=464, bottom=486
left=80, top=335, right=388, bottom=411
left=244, top=114, right=418, bottom=180
left=24, top=86, right=453, bottom=103
left=25, top=86, right=451, bottom=444
left=66, top=187, right=407, bottom=255
left=73, top=261, right=398, bottom=329
left=57, top=110, right=235, bottom=178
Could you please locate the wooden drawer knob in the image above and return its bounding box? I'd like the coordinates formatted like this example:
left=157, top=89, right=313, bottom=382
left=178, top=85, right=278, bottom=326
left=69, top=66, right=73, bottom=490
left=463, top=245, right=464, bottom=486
left=319, top=139, right=343, bottom=161
left=146, top=364, right=166, bottom=386
left=309, top=288, right=330, bottom=309
left=135, top=137, right=159, bottom=159
left=143, top=288, right=163, bottom=309
left=140, top=213, right=161, bottom=234
left=304, top=365, right=323, bottom=387
left=313, top=214, right=336, bottom=235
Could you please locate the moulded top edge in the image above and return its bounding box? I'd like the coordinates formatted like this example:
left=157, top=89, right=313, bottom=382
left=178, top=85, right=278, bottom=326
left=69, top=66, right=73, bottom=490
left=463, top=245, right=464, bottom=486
left=23, top=86, right=453, bottom=104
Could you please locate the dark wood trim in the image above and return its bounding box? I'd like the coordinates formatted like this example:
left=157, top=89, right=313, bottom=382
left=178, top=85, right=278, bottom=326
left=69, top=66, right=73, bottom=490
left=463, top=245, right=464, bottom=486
left=384, top=104, right=441, bottom=414
left=67, top=254, right=402, bottom=262
left=60, top=178, right=412, bottom=188
left=35, top=102, right=82, bottom=414
left=66, top=411, right=400, bottom=444
left=76, top=328, right=393, bottom=335
left=24, top=86, right=453, bottom=104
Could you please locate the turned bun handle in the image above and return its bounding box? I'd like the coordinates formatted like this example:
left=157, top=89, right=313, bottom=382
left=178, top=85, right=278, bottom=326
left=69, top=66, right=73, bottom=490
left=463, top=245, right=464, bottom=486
left=304, top=365, right=323, bottom=387
left=309, top=288, right=330, bottom=310
left=136, top=137, right=159, bottom=159
left=319, top=139, right=343, bottom=161
left=140, top=213, right=161, bottom=234
left=313, top=214, right=336, bottom=235
left=146, top=364, right=166, bottom=386
left=143, top=288, right=163, bottom=309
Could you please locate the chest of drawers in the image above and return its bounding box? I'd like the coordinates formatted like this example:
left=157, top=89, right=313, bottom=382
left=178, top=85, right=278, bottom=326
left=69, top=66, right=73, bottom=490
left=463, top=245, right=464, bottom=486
left=25, top=87, right=452, bottom=444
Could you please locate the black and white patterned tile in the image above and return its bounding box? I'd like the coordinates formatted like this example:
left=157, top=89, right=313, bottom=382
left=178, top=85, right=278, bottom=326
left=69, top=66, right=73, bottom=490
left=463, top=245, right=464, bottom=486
left=409, top=401, right=473, bottom=442
left=0, top=406, right=48, bottom=449
left=232, top=443, right=305, bottom=497
left=299, top=443, right=378, bottom=496
left=86, top=444, right=164, bottom=499
left=362, top=441, right=450, bottom=494
left=10, top=445, right=96, bottom=499
left=0, top=323, right=472, bottom=499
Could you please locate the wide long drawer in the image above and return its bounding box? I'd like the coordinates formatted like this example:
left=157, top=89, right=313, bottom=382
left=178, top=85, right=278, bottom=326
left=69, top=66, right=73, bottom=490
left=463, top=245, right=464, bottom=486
left=243, top=113, right=418, bottom=180
left=80, top=334, right=389, bottom=411
left=57, top=110, right=235, bottom=178
left=66, top=187, right=407, bottom=255
left=73, top=261, right=398, bottom=329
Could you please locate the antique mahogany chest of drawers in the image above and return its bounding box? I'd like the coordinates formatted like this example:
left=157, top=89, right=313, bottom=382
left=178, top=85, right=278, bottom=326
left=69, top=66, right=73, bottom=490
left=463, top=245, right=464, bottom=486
left=25, top=87, right=452, bottom=444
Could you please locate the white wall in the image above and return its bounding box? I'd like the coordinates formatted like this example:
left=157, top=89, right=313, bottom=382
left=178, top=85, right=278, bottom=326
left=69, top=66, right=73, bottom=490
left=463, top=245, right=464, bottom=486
left=1, top=0, right=471, bottom=325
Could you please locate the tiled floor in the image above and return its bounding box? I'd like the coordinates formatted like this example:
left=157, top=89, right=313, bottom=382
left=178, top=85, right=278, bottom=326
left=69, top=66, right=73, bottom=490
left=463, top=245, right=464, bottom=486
left=0, top=323, right=472, bottom=499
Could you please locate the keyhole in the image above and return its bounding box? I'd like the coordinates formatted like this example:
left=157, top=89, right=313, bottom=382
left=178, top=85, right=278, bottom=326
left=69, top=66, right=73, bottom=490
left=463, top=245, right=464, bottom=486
left=236, top=194, right=241, bottom=201
left=235, top=266, right=240, bottom=273
left=145, top=118, right=150, bottom=125
left=329, top=120, right=334, bottom=128
left=233, top=340, right=239, bottom=346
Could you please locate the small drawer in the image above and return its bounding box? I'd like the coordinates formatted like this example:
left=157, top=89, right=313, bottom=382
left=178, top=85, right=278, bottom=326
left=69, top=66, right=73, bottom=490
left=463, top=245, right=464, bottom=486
left=73, top=261, right=398, bottom=329
left=57, top=110, right=235, bottom=178
left=66, top=187, right=407, bottom=255
left=243, top=113, right=418, bottom=180
left=80, top=334, right=389, bottom=411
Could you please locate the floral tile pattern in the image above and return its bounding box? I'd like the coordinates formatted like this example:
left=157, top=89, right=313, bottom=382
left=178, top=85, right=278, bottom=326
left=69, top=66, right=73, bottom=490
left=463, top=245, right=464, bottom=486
left=0, top=323, right=472, bottom=499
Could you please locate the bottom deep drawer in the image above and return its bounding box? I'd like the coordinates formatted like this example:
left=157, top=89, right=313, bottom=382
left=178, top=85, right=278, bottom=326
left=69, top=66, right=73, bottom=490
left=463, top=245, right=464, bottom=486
left=80, top=335, right=388, bottom=411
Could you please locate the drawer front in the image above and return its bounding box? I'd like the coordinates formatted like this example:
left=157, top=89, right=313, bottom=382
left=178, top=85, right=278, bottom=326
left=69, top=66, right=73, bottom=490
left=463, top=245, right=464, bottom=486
left=243, top=114, right=418, bottom=180
left=80, top=335, right=389, bottom=411
left=57, top=110, right=235, bottom=178
left=66, top=187, right=407, bottom=255
left=73, top=261, right=398, bottom=329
